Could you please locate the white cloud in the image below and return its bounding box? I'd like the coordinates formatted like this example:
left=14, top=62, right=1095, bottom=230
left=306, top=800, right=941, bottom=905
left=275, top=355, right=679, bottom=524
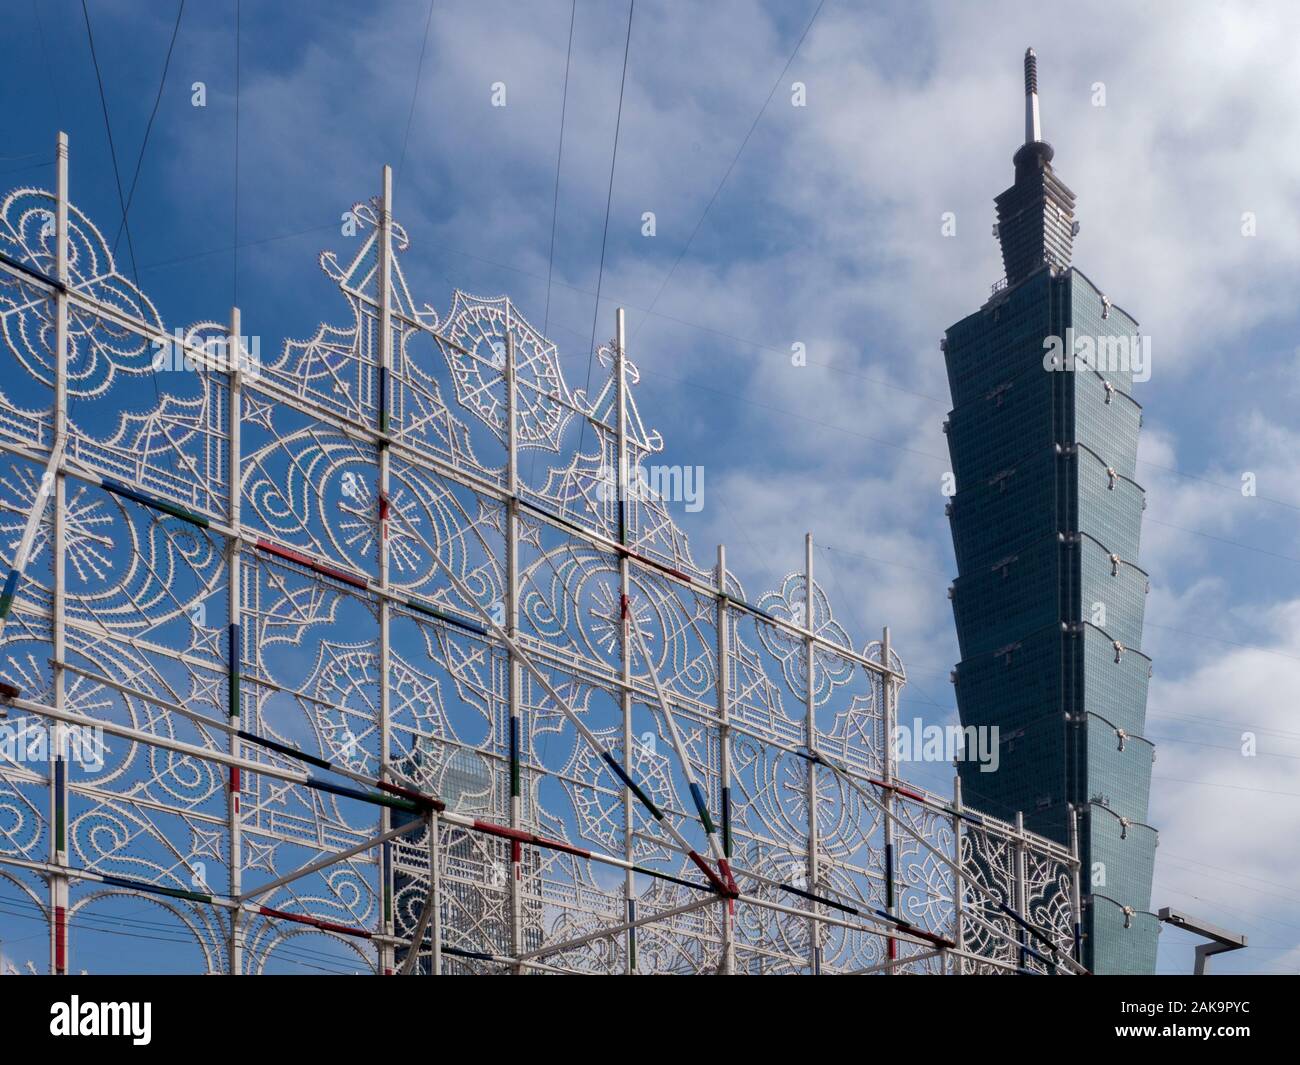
left=1147, top=597, right=1300, bottom=972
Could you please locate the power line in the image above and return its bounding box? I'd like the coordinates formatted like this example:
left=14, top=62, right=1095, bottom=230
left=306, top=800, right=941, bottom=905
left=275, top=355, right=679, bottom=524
left=135, top=220, right=338, bottom=272
left=15, top=7, right=1262, bottom=978
left=527, top=0, right=579, bottom=494
left=1153, top=773, right=1300, bottom=800
left=69, top=3, right=1300, bottom=566
left=31, top=0, right=64, bottom=129
left=1138, top=448, right=1300, bottom=517
left=574, top=0, right=634, bottom=473
left=1149, top=707, right=1300, bottom=742
left=0, top=160, right=53, bottom=177
left=1160, top=851, right=1300, bottom=904
left=821, top=542, right=948, bottom=578
left=543, top=0, right=577, bottom=337
left=1153, top=880, right=1300, bottom=937
left=77, top=0, right=180, bottom=481
left=111, top=0, right=186, bottom=256
left=628, top=0, right=826, bottom=347
left=396, top=0, right=436, bottom=185
left=1145, top=620, right=1300, bottom=665
left=1144, top=515, right=1300, bottom=568
left=631, top=359, right=948, bottom=463
left=80, top=0, right=139, bottom=280
left=423, top=231, right=945, bottom=405
left=435, top=205, right=1300, bottom=532
left=1148, top=733, right=1300, bottom=760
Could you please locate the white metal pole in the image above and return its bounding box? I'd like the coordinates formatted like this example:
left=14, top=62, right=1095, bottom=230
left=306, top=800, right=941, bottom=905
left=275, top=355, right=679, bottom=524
left=717, top=543, right=734, bottom=974
left=377, top=163, right=395, bottom=974
left=1069, top=801, right=1083, bottom=964
left=505, top=313, right=524, bottom=972
left=804, top=533, right=821, bottom=974
left=881, top=625, right=896, bottom=973
left=950, top=773, right=964, bottom=974
left=396, top=813, right=441, bottom=974
left=49, top=130, right=70, bottom=977
left=227, top=304, right=244, bottom=975
left=430, top=811, right=442, bottom=974
left=1015, top=810, right=1028, bottom=971
left=615, top=306, right=635, bottom=974
left=624, top=612, right=724, bottom=864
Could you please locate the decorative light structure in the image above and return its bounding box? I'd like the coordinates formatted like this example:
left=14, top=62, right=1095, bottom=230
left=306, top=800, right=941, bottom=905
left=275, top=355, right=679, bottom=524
left=0, top=133, right=1083, bottom=975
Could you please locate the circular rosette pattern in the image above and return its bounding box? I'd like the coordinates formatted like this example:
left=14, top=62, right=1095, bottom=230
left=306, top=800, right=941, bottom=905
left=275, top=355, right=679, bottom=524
left=756, top=573, right=855, bottom=705
left=521, top=547, right=714, bottom=697
left=244, top=433, right=372, bottom=556
left=730, top=733, right=870, bottom=856
left=434, top=291, right=573, bottom=450
left=298, top=641, right=384, bottom=777
left=50, top=485, right=223, bottom=640
left=0, top=188, right=162, bottom=397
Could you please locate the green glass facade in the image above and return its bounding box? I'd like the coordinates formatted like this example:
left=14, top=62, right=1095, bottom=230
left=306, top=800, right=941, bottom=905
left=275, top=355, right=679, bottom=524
left=941, top=144, right=1158, bottom=973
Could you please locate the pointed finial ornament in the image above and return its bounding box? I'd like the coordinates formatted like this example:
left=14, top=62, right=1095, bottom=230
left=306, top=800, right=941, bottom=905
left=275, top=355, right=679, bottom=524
left=1024, top=47, right=1041, bottom=144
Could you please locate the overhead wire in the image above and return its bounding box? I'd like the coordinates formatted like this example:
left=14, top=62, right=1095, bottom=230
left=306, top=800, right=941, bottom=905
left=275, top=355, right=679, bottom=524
left=573, top=0, right=634, bottom=480
left=111, top=0, right=186, bottom=256
left=626, top=0, right=827, bottom=347
left=396, top=0, right=436, bottom=186
left=78, top=0, right=178, bottom=479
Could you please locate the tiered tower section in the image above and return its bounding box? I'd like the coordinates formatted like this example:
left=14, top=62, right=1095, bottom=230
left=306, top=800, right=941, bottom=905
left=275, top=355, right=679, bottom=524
left=940, top=50, right=1158, bottom=974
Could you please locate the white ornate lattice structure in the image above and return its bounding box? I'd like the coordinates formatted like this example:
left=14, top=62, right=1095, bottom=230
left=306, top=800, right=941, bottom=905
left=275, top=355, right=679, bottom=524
left=0, top=134, right=1084, bottom=974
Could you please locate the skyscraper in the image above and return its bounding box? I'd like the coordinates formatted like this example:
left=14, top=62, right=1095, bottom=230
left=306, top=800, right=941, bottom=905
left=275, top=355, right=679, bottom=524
left=940, top=50, right=1158, bottom=974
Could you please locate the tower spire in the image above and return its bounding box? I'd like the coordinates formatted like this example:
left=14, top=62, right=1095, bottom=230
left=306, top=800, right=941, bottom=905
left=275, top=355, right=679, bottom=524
left=992, top=47, right=1076, bottom=290
left=1024, top=47, right=1041, bottom=144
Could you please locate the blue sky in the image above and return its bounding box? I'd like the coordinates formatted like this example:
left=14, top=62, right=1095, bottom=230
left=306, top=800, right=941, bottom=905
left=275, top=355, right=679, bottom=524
left=2, top=0, right=1299, bottom=974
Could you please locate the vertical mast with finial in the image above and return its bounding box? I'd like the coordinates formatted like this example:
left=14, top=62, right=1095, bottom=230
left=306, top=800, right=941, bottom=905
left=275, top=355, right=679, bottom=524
left=1024, top=47, right=1041, bottom=144
left=994, top=46, right=1076, bottom=288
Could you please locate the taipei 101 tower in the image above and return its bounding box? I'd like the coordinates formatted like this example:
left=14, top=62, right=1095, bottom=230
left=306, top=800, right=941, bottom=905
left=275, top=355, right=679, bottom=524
left=940, top=50, right=1158, bottom=974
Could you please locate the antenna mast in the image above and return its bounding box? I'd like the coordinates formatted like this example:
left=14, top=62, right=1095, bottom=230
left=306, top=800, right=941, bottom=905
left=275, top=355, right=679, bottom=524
left=1024, top=47, right=1041, bottom=143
